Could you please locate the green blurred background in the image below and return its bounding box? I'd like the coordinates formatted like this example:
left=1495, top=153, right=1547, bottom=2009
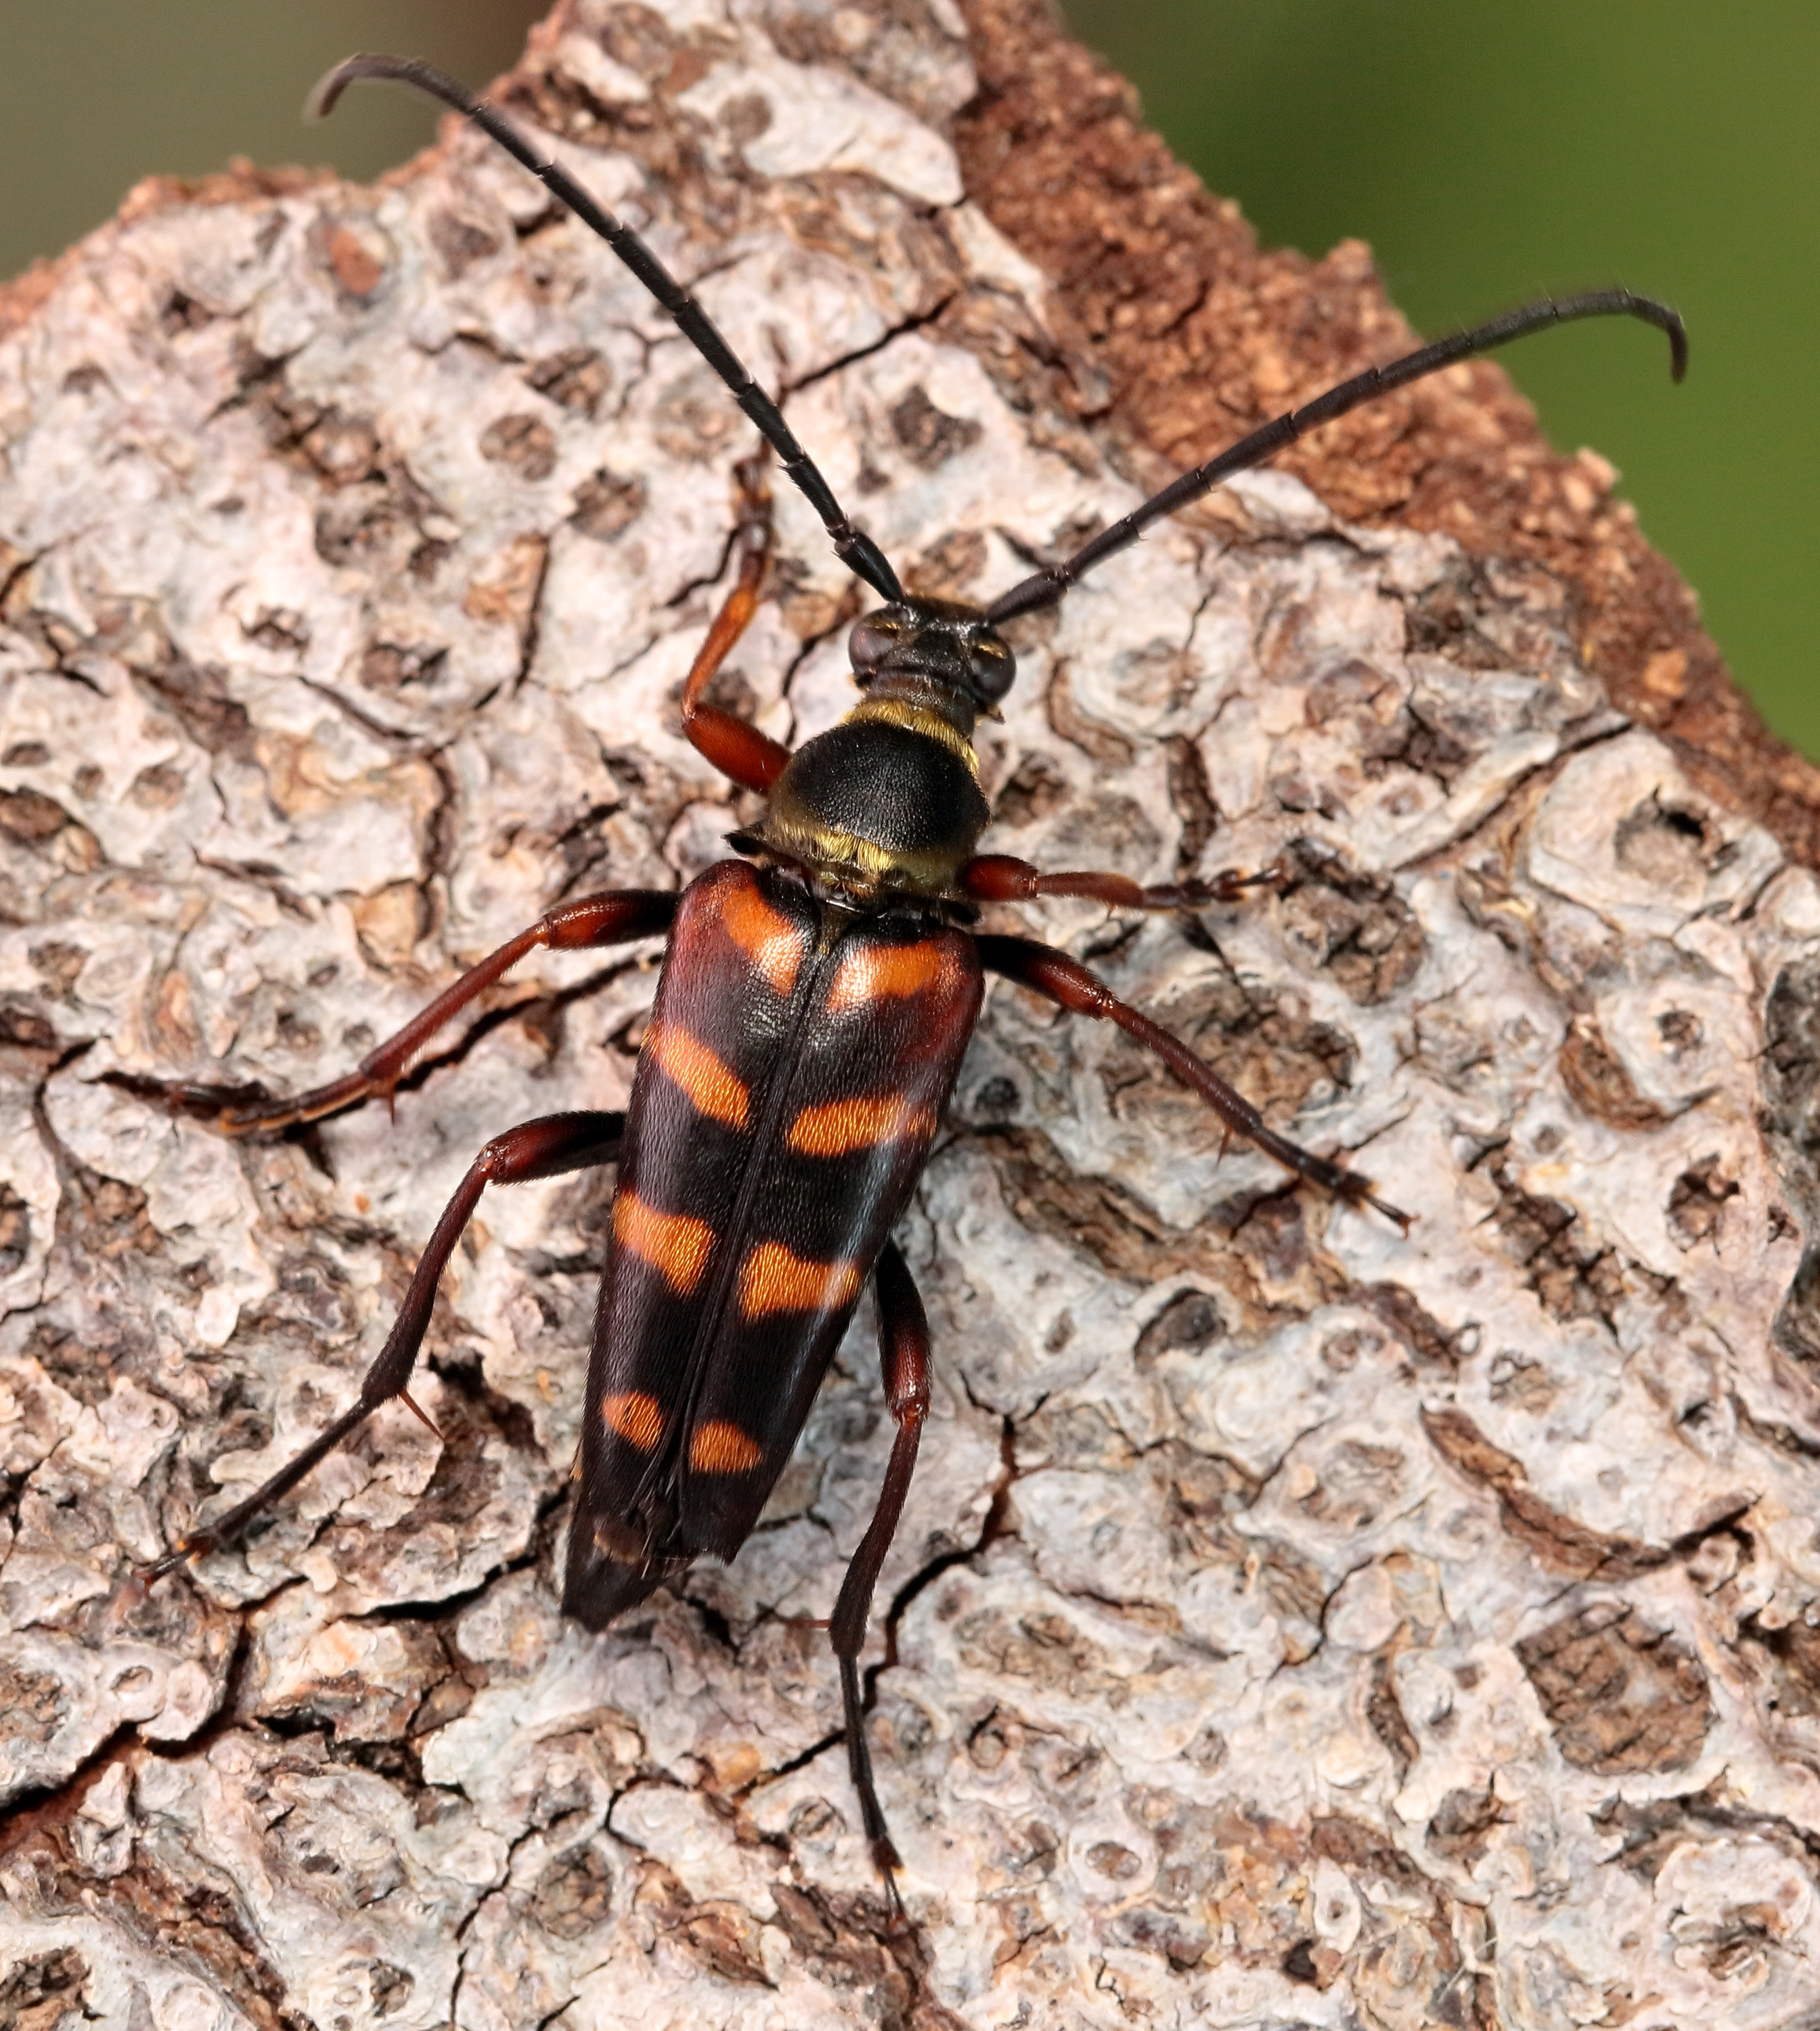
left=0, top=4, right=1813, bottom=754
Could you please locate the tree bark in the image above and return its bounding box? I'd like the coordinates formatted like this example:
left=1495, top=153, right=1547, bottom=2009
left=5, top=3, right=1820, bottom=2027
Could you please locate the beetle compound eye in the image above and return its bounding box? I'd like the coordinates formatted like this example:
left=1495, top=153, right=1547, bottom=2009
left=849, top=609, right=908, bottom=675
left=968, top=632, right=1015, bottom=705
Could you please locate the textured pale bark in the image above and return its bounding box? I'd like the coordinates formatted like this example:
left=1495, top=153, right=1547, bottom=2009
left=5, top=4, right=1820, bottom=2028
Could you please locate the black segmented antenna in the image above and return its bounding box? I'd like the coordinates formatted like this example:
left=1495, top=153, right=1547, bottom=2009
left=309, top=55, right=904, bottom=604
left=985, top=289, right=1687, bottom=625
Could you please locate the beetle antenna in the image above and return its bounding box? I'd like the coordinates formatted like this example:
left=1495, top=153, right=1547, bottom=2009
left=310, top=54, right=904, bottom=603
left=985, top=288, right=1687, bottom=624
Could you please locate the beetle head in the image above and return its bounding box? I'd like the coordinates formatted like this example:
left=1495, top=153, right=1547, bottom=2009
left=849, top=598, right=1015, bottom=718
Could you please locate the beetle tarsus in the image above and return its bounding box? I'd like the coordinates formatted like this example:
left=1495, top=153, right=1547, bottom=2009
left=397, top=1388, right=442, bottom=1439
left=139, top=1541, right=195, bottom=1584
left=1374, top=1194, right=1417, bottom=1236
left=872, top=1840, right=909, bottom=1930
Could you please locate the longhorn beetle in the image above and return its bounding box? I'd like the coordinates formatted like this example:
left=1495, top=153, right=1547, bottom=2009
left=148, top=54, right=1687, bottom=1917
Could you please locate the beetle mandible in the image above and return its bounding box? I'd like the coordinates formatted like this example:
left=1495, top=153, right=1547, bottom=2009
left=146, top=53, right=1686, bottom=1916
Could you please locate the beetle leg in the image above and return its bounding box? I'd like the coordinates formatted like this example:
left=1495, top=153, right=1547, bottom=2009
left=221, top=890, right=677, bottom=1133
left=680, top=454, right=792, bottom=795
left=976, top=933, right=1411, bottom=1230
left=146, top=1110, right=625, bottom=1579
left=828, top=1237, right=930, bottom=1924
left=961, top=852, right=1284, bottom=911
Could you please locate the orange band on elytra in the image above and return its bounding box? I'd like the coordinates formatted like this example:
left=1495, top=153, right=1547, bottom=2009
left=601, top=1390, right=665, bottom=1451
left=786, top=1093, right=934, bottom=1158
left=689, top=1419, right=764, bottom=1474
left=718, top=879, right=804, bottom=997
left=647, top=1020, right=749, bottom=1129
left=614, top=1189, right=713, bottom=1296
left=736, top=1240, right=863, bottom=1318
left=825, top=939, right=953, bottom=1015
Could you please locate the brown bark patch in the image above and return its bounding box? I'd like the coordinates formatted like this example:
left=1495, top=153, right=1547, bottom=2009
left=1274, top=842, right=1425, bottom=1006
left=1422, top=1404, right=1654, bottom=1579
left=1516, top=1602, right=1713, bottom=1773
left=1560, top=1016, right=1674, bottom=1132
left=0, top=1948, right=92, bottom=2031
left=1427, top=1784, right=1505, bottom=1867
